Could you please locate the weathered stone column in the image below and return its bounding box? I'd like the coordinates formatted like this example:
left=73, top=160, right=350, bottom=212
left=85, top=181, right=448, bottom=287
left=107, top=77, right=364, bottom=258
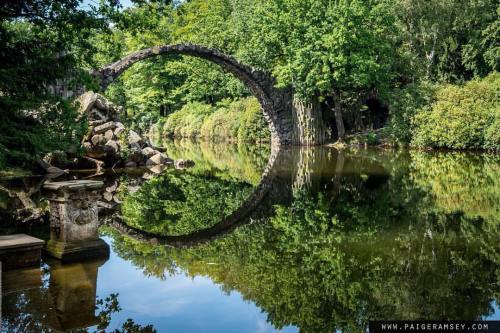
left=43, top=180, right=110, bottom=261
left=291, top=98, right=329, bottom=146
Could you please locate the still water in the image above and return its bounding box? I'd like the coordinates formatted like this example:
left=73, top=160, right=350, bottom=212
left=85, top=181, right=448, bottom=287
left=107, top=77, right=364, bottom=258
left=1, top=140, right=499, bottom=332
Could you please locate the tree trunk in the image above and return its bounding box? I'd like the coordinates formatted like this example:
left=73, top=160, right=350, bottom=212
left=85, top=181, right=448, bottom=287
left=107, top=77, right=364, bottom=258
left=332, top=89, right=345, bottom=142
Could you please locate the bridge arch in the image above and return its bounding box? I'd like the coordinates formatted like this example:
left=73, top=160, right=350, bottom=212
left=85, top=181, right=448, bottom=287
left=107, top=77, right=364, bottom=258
left=92, top=43, right=297, bottom=145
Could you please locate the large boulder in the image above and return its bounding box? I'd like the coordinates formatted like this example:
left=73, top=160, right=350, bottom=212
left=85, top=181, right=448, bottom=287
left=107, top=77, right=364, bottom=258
left=86, top=146, right=106, bottom=159
left=89, top=108, right=107, bottom=121
left=89, top=120, right=105, bottom=127
left=114, top=127, right=125, bottom=137
left=141, top=147, right=156, bottom=158
left=77, top=91, right=97, bottom=116
left=104, top=140, right=120, bottom=155
left=146, top=153, right=172, bottom=166
left=91, top=134, right=106, bottom=146
left=128, top=130, right=142, bottom=145
left=94, top=121, right=116, bottom=134
left=94, top=94, right=109, bottom=111
left=104, top=129, right=115, bottom=141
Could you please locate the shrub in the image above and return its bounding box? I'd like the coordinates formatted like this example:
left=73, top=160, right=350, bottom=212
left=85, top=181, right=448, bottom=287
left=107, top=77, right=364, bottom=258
left=158, top=97, right=271, bottom=143
left=386, top=83, right=436, bottom=145
left=163, top=102, right=213, bottom=138
left=484, top=110, right=500, bottom=150
left=237, top=98, right=271, bottom=143
left=412, top=72, right=499, bottom=150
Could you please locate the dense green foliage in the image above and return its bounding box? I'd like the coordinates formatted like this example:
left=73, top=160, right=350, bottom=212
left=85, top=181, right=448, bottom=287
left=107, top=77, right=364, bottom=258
left=156, top=97, right=270, bottom=143
left=0, top=0, right=119, bottom=168
left=412, top=73, right=499, bottom=150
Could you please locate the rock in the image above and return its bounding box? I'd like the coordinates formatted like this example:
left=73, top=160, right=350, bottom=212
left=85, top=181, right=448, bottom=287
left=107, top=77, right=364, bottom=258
left=175, top=159, right=195, bottom=169
left=82, top=142, right=92, bottom=152
left=113, top=195, right=122, bottom=204
left=129, top=142, right=141, bottom=151
left=104, top=129, right=115, bottom=141
left=94, top=121, right=116, bottom=134
left=105, top=181, right=118, bottom=192
left=94, top=94, right=109, bottom=110
left=86, top=146, right=106, bottom=159
left=129, top=150, right=145, bottom=163
left=147, top=165, right=166, bottom=174
left=114, top=127, right=125, bottom=137
left=124, top=161, right=137, bottom=168
left=77, top=156, right=105, bottom=170
left=103, top=192, right=113, bottom=202
left=91, top=134, right=106, bottom=146
left=128, top=130, right=142, bottom=145
left=146, top=153, right=172, bottom=166
left=98, top=201, right=116, bottom=209
left=77, top=91, right=97, bottom=116
left=89, top=120, right=105, bottom=127
left=141, top=147, right=156, bottom=158
left=104, top=140, right=119, bottom=155
left=89, top=108, right=107, bottom=121
left=115, top=122, right=125, bottom=129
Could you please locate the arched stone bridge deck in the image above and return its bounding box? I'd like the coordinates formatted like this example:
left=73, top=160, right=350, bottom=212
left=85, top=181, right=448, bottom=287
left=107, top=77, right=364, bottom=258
left=92, top=43, right=296, bottom=145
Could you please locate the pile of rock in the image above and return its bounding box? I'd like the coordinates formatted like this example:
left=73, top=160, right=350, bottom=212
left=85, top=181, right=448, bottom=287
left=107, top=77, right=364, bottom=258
left=77, top=91, right=173, bottom=169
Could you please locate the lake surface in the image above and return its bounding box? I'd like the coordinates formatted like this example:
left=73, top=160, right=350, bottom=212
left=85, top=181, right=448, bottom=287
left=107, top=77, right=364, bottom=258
left=1, top=140, right=499, bottom=332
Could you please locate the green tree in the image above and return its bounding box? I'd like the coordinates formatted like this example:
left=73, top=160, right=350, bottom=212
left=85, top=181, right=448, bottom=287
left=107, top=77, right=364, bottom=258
left=0, top=0, right=118, bottom=167
left=240, top=0, right=397, bottom=141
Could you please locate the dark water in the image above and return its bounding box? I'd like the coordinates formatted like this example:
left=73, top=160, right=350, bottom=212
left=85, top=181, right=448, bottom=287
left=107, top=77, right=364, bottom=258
left=1, top=140, right=499, bottom=332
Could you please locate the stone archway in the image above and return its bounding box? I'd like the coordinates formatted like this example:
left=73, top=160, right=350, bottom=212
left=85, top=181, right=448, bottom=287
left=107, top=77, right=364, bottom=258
left=91, top=43, right=327, bottom=146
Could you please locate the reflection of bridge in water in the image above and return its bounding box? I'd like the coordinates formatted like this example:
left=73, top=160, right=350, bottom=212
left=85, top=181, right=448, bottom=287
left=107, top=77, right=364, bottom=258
left=109, top=146, right=390, bottom=247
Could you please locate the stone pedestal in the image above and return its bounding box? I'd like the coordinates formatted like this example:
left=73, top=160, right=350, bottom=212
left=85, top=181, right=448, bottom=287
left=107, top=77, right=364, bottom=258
left=0, top=234, right=44, bottom=270
left=43, top=180, right=109, bottom=261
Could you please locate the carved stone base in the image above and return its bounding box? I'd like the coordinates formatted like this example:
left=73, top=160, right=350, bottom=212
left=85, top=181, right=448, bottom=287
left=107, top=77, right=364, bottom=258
left=45, top=238, right=109, bottom=262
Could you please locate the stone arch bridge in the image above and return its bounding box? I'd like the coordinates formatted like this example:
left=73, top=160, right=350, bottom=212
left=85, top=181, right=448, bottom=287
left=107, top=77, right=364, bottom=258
left=91, top=43, right=327, bottom=146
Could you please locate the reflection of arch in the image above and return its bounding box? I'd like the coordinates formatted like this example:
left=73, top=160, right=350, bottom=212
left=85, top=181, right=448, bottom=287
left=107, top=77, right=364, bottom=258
left=107, top=146, right=392, bottom=248
left=109, top=146, right=291, bottom=247
left=92, top=44, right=295, bottom=145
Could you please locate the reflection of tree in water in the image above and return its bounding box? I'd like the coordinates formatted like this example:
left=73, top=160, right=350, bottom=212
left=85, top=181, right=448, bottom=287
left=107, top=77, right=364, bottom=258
left=106, top=147, right=500, bottom=333
left=120, top=171, right=255, bottom=236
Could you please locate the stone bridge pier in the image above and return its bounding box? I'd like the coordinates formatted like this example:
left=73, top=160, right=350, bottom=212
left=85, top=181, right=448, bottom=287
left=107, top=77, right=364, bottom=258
left=92, top=44, right=328, bottom=146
